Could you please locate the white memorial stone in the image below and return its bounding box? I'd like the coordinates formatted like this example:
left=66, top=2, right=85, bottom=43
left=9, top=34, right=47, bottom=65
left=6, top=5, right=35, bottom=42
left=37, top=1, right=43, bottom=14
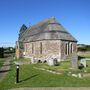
left=80, top=59, right=86, bottom=67
left=23, top=52, right=25, bottom=56
left=31, top=57, right=36, bottom=64
left=78, top=73, right=82, bottom=78
left=48, top=58, right=54, bottom=66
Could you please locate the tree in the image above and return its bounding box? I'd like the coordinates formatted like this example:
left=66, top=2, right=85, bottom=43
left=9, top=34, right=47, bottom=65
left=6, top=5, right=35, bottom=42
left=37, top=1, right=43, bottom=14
left=19, top=24, right=27, bottom=39
left=0, top=47, right=4, bottom=58
left=19, top=24, right=27, bottom=33
left=78, top=46, right=87, bottom=52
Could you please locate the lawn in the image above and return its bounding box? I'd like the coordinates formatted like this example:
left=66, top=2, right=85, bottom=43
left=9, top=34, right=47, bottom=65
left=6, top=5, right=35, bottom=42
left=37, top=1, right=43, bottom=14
left=0, top=58, right=90, bottom=90
left=34, top=61, right=71, bottom=73
left=0, top=58, right=4, bottom=69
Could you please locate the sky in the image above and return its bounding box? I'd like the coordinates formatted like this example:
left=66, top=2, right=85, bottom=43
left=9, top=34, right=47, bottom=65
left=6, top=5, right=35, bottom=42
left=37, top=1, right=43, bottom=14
left=0, top=0, right=90, bottom=47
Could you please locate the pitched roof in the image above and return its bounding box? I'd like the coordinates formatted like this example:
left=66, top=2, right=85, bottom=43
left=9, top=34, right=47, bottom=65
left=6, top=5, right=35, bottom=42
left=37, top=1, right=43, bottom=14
left=19, top=17, right=77, bottom=42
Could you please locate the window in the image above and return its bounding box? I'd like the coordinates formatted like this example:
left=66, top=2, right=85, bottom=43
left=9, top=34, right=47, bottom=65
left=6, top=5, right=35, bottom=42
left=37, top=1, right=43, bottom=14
left=65, top=42, right=69, bottom=55
left=32, top=43, right=34, bottom=54
left=68, top=43, right=69, bottom=55
left=65, top=43, right=68, bottom=55
left=71, top=43, right=73, bottom=53
left=25, top=44, right=27, bottom=52
left=40, top=42, right=42, bottom=54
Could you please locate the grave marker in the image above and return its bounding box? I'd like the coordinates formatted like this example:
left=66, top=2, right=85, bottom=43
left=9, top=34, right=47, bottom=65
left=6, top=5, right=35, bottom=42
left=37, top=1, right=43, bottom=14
left=71, top=52, right=78, bottom=69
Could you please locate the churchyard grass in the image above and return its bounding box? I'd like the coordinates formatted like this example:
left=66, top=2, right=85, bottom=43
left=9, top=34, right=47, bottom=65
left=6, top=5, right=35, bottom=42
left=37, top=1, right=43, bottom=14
left=0, top=58, right=90, bottom=90
left=34, top=61, right=71, bottom=73
left=0, top=58, right=4, bottom=69
left=78, top=54, right=90, bottom=58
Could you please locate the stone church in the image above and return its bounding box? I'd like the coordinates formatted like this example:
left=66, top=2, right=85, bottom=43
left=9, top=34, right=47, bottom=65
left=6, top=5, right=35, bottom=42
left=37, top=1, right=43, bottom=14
left=16, top=17, right=77, bottom=62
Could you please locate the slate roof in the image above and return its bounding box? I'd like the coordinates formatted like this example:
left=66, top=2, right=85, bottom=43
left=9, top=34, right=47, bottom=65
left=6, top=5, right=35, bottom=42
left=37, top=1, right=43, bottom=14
left=19, top=17, right=77, bottom=42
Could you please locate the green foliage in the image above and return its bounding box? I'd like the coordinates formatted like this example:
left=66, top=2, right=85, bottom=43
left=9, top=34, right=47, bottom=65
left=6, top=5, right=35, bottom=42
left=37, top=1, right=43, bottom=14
left=19, top=24, right=27, bottom=39
left=4, top=47, right=15, bottom=54
left=0, top=47, right=4, bottom=58
left=0, top=58, right=4, bottom=68
left=19, top=24, right=27, bottom=33
left=77, top=44, right=90, bottom=51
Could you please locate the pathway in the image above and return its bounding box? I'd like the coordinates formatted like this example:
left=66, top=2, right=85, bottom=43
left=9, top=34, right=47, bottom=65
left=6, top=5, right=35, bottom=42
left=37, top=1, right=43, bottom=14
left=0, top=57, right=12, bottom=81
left=10, top=87, right=90, bottom=90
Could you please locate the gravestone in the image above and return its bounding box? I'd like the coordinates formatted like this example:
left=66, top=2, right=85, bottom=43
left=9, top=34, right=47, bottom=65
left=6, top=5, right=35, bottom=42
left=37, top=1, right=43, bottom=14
left=23, top=52, right=25, bottom=56
left=31, top=57, right=35, bottom=63
left=31, top=57, right=38, bottom=64
left=48, top=58, right=58, bottom=66
left=80, top=59, right=86, bottom=67
left=71, top=52, right=78, bottom=69
left=48, top=58, right=54, bottom=66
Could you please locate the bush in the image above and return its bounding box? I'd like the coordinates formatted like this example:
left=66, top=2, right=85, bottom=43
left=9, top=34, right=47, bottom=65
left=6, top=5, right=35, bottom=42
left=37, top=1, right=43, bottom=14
left=0, top=47, right=4, bottom=58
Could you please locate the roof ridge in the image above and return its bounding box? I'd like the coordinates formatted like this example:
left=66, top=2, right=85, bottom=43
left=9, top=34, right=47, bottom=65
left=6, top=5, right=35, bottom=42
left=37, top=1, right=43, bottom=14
left=28, top=16, right=58, bottom=30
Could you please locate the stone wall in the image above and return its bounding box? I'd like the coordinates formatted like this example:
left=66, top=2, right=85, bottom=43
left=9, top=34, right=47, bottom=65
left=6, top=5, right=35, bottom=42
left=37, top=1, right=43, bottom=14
left=42, top=40, right=60, bottom=59
left=16, top=40, right=77, bottom=61
left=60, top=41, right=77, bottom=60
left=78, top=51, right=90, bottom=56
left=23, top=40, right=61, bottom=60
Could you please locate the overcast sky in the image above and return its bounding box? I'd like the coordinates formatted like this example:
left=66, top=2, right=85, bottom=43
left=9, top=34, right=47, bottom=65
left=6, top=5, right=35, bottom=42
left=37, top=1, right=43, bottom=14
left=0, top=0, right=90, bottom=47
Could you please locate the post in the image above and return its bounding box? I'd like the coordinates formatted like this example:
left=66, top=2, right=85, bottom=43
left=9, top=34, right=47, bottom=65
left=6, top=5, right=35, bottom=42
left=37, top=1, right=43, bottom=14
left=16, top=65, right=19, bottom=83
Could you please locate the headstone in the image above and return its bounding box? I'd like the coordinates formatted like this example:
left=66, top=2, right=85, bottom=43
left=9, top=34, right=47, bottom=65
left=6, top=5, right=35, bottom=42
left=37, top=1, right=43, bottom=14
left=72, top=74, right=78, bottom=77
left=71, top=52, right=78, bottom=69
left=80, top=59, right=86, bottom=67
left=78, top=73, right=82, bottom=78
left=48, top=58, right=54, bottom=66
left=48, top=58, right=58, bottom=66
left=23, top=52, right=25, bottom=56
left=31, top=57, right=35, bottom=63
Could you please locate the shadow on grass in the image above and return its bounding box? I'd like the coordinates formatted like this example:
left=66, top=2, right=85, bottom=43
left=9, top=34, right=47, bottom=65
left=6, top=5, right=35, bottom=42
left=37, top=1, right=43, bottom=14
left=19, top=74, right=39, bottom=82
left=78, top=56, right=85, bottom=60
left=0, top=69, right=11, bottom=73
left=2, top=64, right=12, bottom=66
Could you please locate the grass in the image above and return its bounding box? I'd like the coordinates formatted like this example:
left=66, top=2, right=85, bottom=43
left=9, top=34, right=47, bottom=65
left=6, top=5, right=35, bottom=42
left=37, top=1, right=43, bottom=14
left=0, top=59, right=90, bottom=90
left=0, top=58, right=4, bottom=69
left=78, top=54, right=90, bottom=58
left=34, top=61, right=71, bottom=73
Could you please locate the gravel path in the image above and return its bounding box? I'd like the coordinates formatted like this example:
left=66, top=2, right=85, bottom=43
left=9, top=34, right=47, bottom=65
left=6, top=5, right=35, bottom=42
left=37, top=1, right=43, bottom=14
left=10, top=87, right=90, bottom=90
left=0, top=57, right=12, bottom=81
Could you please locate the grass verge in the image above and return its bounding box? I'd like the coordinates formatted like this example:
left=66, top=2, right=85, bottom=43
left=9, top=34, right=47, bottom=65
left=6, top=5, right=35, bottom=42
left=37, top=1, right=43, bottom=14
left=0, top=59, right=90, bottom=90
left=0, top=58, right=4, bottom=69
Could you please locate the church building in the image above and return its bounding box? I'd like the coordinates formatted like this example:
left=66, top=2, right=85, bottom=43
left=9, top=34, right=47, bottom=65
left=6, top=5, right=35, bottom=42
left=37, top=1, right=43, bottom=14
left=16, top=17, right=77, bottom=62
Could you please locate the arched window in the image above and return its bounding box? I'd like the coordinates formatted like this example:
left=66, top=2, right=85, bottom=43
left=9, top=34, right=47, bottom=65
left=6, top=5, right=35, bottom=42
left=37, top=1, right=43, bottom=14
left=25, top=44, right=27, bottom=52
left=65, top=43, right=68, bottom=55
left=68, top=43, right=69, bottom=55
left=71, top=43, right=73, bottom=53
left=32, top=43, right=34, bottom=54
left=40, top=42, right=42, bottom=54
left=65, top=42, right=70, bottom=55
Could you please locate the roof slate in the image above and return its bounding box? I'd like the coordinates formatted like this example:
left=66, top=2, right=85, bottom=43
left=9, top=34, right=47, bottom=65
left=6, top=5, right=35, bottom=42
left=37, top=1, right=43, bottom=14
left=19, top=17, right=77, bottom=42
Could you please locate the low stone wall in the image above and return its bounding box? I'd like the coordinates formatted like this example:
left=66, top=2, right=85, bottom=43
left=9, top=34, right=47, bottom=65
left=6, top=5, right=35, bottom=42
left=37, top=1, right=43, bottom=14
left=78, top=51, right=90, bottom=56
